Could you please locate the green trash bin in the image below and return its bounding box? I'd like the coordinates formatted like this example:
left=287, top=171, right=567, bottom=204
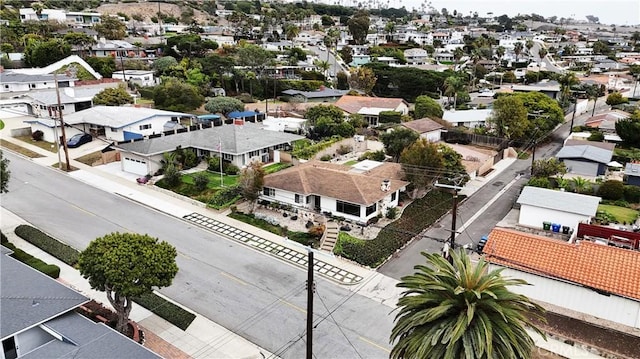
left=543, top=222, right=552, bottom=230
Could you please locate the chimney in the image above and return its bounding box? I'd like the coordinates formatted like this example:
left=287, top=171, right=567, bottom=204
left=381, top=179, right=390, bottom=192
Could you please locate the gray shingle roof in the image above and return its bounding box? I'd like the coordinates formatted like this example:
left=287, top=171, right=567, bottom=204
left=556, top=145, right=613, bottom=164
left=115, top=122, right=304, bottom=156
left=0, top=72, right=76, bottom=83
left=624, top=163, right=640, bottom=177
left=517, top=186, right=601, bottom=216
left=1, top=247, right=88, bottom=338
left=282, top=88, right=349, bottom=99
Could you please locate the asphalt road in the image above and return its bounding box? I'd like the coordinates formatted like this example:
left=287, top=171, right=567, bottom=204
left=379, top=98, right=611, bottom=279
left=1, top=152, right=395, bottom=359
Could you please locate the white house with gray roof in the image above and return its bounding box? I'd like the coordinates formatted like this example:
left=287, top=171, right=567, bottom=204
left=24, top=106, right=195, bottom=143
left=556, top=144, right=613, bottom=178
left=115, top=122, right=304, bottom=176
left=516, top=186, right=601, bottom=231
left=1, top=246, right=160, bottom=359
left=0, top=73, right=76, bottom=94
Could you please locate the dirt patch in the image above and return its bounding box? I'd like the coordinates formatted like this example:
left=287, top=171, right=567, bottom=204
left=97, top=3, right=211, bottom=24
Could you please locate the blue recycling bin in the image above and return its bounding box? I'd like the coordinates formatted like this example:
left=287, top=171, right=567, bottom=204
left=551, top=223, right=561, bottom=233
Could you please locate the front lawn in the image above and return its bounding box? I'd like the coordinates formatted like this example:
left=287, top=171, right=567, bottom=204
left=16, top=135, right=58, bottom=153
left=344, top=160, right=358, bottom=166
left=155, top=171, right=241, bottom=209
left=597, top=204, right=639, bottom=224
left=181, top=171, right=238, bottom=189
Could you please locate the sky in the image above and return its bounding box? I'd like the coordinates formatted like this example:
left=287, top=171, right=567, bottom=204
left=390, top=0, right=640, bottom=26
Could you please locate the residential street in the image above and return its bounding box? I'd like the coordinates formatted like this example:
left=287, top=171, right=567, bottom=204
left=379, top=97, right=611, bottom=279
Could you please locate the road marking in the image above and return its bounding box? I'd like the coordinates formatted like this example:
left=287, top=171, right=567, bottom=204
left=70, top=203, right=96, bottom=216
left=177, top=251, right=192, bottom=260
left=279, top=299, right=306, bottom=314
left=220, top=271, right=247, bottom=286
left=458, top=176, right=521, bottom=234
left=358, top=336, right=391, bottom=353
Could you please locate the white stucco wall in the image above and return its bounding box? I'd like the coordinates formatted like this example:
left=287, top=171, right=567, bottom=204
left=518, top=204, right=589, bottom=231
left=28, top=123, right=84, bottom=144
left=420, top=130, right=442, bottom=143
left=490, top=265, right=640, bottom=329
left=111, top=117, right=173, bottom=141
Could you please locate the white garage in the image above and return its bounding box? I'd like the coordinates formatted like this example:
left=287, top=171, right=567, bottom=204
left=122, top=156, right=148, bottom=176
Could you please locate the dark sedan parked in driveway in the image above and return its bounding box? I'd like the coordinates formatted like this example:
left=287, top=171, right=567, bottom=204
left=67, top=133, right=92, bottom=148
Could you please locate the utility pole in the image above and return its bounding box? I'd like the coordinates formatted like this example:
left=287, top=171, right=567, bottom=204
left=306, top=251, right=314, bottom=359
left=435, top=180, right=464, bottom=264
left=54, top=73, right=71, bottom=171
left=569, top=96, right=577, bottom=134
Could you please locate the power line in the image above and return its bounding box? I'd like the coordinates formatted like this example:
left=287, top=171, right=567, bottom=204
left=315, top=288, right=364, bottom=359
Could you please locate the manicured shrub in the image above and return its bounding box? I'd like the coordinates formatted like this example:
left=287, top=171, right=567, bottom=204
left=624, top=185, right=640, bottom=203
left=32, top=130, right=44, bottom=141
left=14, top=225, right=79, bottom=266
left=320, top=154, right=331, bottom=161
left=386, top=206, right=398, bottom=219
left=223, top=163, right=239, bottom=175
left=207, top=185, right=241, bottom=209
left=2, top=231, right=60, bottom=278
left=134, top=292, right=196, bottom=331
left=192, top=172, right=210, bottom=191
left=597, top=180, right=625, bottom=201
left=527, top=177, right=551, bottom=188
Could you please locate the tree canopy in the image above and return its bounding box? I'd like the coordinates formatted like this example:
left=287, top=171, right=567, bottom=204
left=78, top=232, right=178, bottom=334
left=153, top=78, right=204, bottom=112
left=380, top=128, right=420, bottom=162
left=347, top=10, right=370, bottom=45
left=92, top=85, right=133, bottom=106
left=414, top=95, right=444, bottom=119
left=0, top=149, right=10, bottom=193
left=238, top=161, right=265, bottom=213
left=390, top=250, right=545, bottom=359
left=24, top=38, right=71, bottom=67
left=347, top=67, right=377, bottom=94
left=93, top=15, right=127, bottom=40
left=487, top=95, right=529, bottom=140
left=204, top=96, right=245, bottom=116
left=615, top=112, right=640, bottom=147
left=305, top=104, right=344, bottom=126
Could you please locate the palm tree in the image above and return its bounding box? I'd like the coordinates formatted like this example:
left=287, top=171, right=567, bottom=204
left=537, top=47, right=548, bottom=82
left=514, top=42, right=524, bottom=62
left=284, top=23, right=300, bottom=41
left=443, top=76, right=463, bottom=108
left=525, top=39, right=534, bottom=56
left=391, top=250, right=545, bottom=359
left=314, top=59, right=331, bottom=78
left=453, top=47, right=464, bottom=70
left=571, top=176, right=591, bottom=194
left=558, top=71, right=579, bottom=106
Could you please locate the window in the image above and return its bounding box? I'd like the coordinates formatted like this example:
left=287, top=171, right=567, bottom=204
left=263, top=187, right=275, bottom=197
left=295, top=194, right=303, bottom=203
left=336, top=200, right=360, bottom=216
left=139, top=124, right=152, bottom=130
left=3, top=85, right=8, bottom=89
left=110, top=127, right=118, bottom=132
left=391, top=192, right=397, bottom=201
left=365, top=203, right=377, bottom=216
left=30, top=84, right=36, bottom=89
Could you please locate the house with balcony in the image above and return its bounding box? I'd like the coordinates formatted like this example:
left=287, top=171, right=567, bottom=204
left=19, top=8, right=101, bottom=27
left=260, top=160, right=408, bottom=224
left=404, top=48, right=429, bottom=65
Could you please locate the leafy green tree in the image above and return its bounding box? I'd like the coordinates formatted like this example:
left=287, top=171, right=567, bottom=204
left=305, top=104, right=344, bottom=126
left=400, top=138, right=444, bottom=195
left=92, top=85, right=133, bottom=106
left=236, top=43, right=274, bottom=76
left=391, top=250, right=545, bottom=359
left=615, top=116, right=640, bottom=147
left=347, top=10, right=370, bottom=45
left=153, top=56, right=179, bottom=75
left=162, top=163, right=182, bottom=187
left=204, top=97, right=245, bottom=116
left=414, top=95, right=444, bottom=119
left=531, top=158, right=567, bottom=178
left=606, top=92, right=628, bottom=106
left=85, top=56, right=116, bottom=78
left=487, top=95, right=529, bottom=139
left=339, top=46, right=353, bottom=65
left=380, top=128, right=420, bottom=162
left=93, top=15, right=127, bottom=40
left=527, top=176, right=552, bottom=188
left=515, top=92, right=565, bottom=138
left=153, top=78, right=204, bottom=112
left=238, top=161, right=265, bottom=213
left=193, top=172, right=210, bottom=192
left=438, top=144, right=468, bottom=185
left=347, top=67, right=377, bottom=94
left=313, top=117, right=355, bottom=139
left=24, top=38, right=71, bottom=67
left=165, top=34, right=218, bottom=58
left=443, top=76, right=464, bottom=107
left=0, top=150, right=10, bottom=193
left=336, top=71, right=349, bottom=90
left=78, top=232, right=178, bottom=334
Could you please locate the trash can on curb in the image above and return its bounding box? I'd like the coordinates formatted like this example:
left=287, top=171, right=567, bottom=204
left=543, top=222, right=552, bottom=230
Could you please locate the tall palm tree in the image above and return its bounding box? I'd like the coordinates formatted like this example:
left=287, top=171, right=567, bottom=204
left=514, top=42, right=524, bottom=62
left=558, top=71, right=579, bottom=106
left=391, top=250, right=545, bottom=359
left=443, top=76, right=463, bottom=108
left=537, top=47, right=548, bottom=82
left=525, top=39, right=534, bottom=56
left=495, top=46, right=505, bottom=62
left=314, top=59, right=331, bottom=78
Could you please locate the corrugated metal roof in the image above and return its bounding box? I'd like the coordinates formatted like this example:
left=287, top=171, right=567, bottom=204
left=517, top=186, right=601, bottom=216
left=556, top=145, right=613, bottom=164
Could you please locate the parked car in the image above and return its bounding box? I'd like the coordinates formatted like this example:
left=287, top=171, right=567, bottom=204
left=476, top=235, right=488, bottom=253
left=67, top=133, right=92, bottom=148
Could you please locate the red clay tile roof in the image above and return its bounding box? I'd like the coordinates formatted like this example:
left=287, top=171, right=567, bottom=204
left=483, top=228, right=640, bottom=301
left=402, top=118, right=444, bottom=133
left=334, top=95, right=407, bottom=114
left=263, top=161, right=408, bottom=205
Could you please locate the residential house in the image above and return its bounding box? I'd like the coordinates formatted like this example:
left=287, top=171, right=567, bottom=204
left=24, top=106, right=195, bottom=143
left=516, top=186, right=601, bottom=231
left=112, top=70, right=157, bottom=87
left=624, top=163, right=640, bottom=186
left=442, top=109, right=492, bottom=128
left=262, top=116, right=307, bottom=134
left=5, top=55, right=102, bottom=81
left=584, top=109, right=631, bottom=133
left=401, top=118, right=444, bottom=142
left=334, top=95, right=409, bottom=127
left=483, top=228, right=640, bottom=330
left=556, top=144, right=613, bottom=177
left=0, top=246, right=160, bottom=359
left=88, top=39, right=145, bottom=59
left=260, top=160, right=408, bottom=224
left=281, top=88, right=349, bottom=103
left=28, top=87, right=100, bottom=117
left=19, top=8, right=101, bottom=27
left=404, top=48, right=429, bottom=65
left=510, top=80, right=562, bottom=100
left=0, top=73, right=76, bottom=94
left=115, top=122, right=304, bottom=176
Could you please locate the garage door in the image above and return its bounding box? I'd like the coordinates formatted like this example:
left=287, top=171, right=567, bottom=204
left=123, top=157, right=148, bottom=176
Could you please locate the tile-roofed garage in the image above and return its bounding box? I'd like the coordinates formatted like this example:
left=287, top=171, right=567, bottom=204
left=484, top=228, right=640, bottom=301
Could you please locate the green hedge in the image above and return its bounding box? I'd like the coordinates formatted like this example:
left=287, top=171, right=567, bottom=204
left=292, top=137, right=342, bottom=159
left=134, top=292, right=196, bottom=331
left=334, top=190, right=454, bottom=267
left=14, top=225, right=79, bottom=266
left=208, top=185, right=242, bottom=209
left=228, top=212, right=318, bottom=247
left=378, top=111, right=402, bottom=124
left=1, top=232, right=60, bottom=278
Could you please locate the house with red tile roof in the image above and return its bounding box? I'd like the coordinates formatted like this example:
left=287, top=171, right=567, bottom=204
left=483, top=227, right=640, bottom=329
left=260, top=160, right=408, bottom=224
left=334, top=95, right=409, bottom=127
